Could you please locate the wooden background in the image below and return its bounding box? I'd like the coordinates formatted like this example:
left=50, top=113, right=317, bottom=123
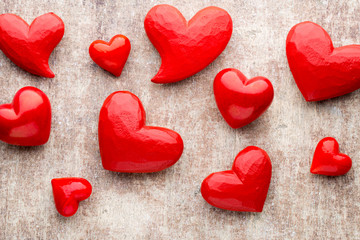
left=0, top=0, right=359, bottom=239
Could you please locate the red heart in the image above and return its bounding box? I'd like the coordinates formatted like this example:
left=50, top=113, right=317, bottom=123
left=310, top=137, right=352, bottom=176
left=98, top=91, right=184, bottom=173
left=144, top=4, right=232, bottom=83
left=0, top=86, right=51, bottom=146
left=214, top=68, right=274, bottom=129
left=51, top=178, right=92, bottom=217
left=201, top=146, right=272, bottom=212
left=0, top=12, right=64, bottom=78
left=286, top=21, right=360, bottom=101
left=89, top=34, right=131, bottom=77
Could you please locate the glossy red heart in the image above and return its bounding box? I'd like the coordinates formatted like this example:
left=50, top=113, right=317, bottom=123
left=144, top=4, right=232, bottom=83
left=310, top=137, right=352, bottom=176
left=201, top=146, right=272, bottom=212
left=214, top=68, right=274, bottom=129
left=0, top=86, right=51, bottom=146
left=286, top=21, right=360, bottom=101
left=0, top=12, right=64, bottom=78
left=51, top=178, right=92, bottom=217
left=89, top=34, right=131, bottom=77
left=98, top=91, right=184, bottom=173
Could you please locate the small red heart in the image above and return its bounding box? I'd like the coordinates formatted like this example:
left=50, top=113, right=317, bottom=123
left=286, top=21, right=360, bottom=101
left=214, top=68, right=274, bottom=128
left=0, top=13, right=64, bottom=78
left=144, top=4, right=232, bottom=83
left=98, top=91, right=184, bottom=173
left=0, top=86, right=51, bottom=146
left=310, top=137, right=352, bottom=176
left=89, top=35, right=131, bottom=77
left=201, top=146, right=272, bottom=212
left=51, top=178, right=92, bottom=217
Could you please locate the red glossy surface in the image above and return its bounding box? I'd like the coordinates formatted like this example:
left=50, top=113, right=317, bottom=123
left=0, top=86, right=51, bottom=146
left=98, top=91, right=184, bottom=173
left=0, top=12, right=64, bottom=78
left=286, top=21, right=360, bottom=101
left=89, top=34, right=131, bottom=77
left=214, top=68, right=274, bottom=129
left=201, top=146, right=272, bottom=212
left=144, top=4, right=232, bottom=83
left=310, top=137, right=352, bottom=176
left=51, top=178, right=92, bottom=217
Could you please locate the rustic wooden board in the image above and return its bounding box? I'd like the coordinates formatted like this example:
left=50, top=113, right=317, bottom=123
left=0, top=0, right=359, bottom=239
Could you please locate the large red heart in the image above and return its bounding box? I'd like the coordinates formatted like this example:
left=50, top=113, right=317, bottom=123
left=286, top=21, right=360, bottom=101
left=214, top=68, right=274, bottom=129
left=144, top=4, right=233, bottom=83
left=0, top=12, right=64, bottom=78
left=89, top=34, right=131, bottom=77
left=98, top=91, right=184, bottom=173
left=310, top=137, right=352, bottom=176
left=0, top=86, right=51, bottom=146
left=51, top=178, right=92, bottom=217
left=201, top=146, right=272, bottom=212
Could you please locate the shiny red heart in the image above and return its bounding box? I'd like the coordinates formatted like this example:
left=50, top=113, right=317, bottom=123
left=214, top=68, right=274, bottom=129
left=286, top=21, right=360, bottom=101
left=89, top=34, right=131, bottom=77
left=51, top=178, right=92, bottom=217
left=0, top=86, right=51, bottom=146
left=201, top=146, right=272, bottom=212
left=310, top=137, right=352, bottom=176
left=144, top=4, right=232, bottom=83
left=0, top=12, right=64, bottom=78
left=98, top=91, right=184, bottom=173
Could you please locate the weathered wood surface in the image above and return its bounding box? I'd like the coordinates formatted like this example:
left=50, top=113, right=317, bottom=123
left=0, top=0, right=359, bottom=239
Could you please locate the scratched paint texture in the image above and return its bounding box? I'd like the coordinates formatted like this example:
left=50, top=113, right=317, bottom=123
left=0, top=0, right=359, bottom=239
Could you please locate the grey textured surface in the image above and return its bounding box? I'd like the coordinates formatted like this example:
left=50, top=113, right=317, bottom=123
left=0, top=0, right=360, bottom=239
